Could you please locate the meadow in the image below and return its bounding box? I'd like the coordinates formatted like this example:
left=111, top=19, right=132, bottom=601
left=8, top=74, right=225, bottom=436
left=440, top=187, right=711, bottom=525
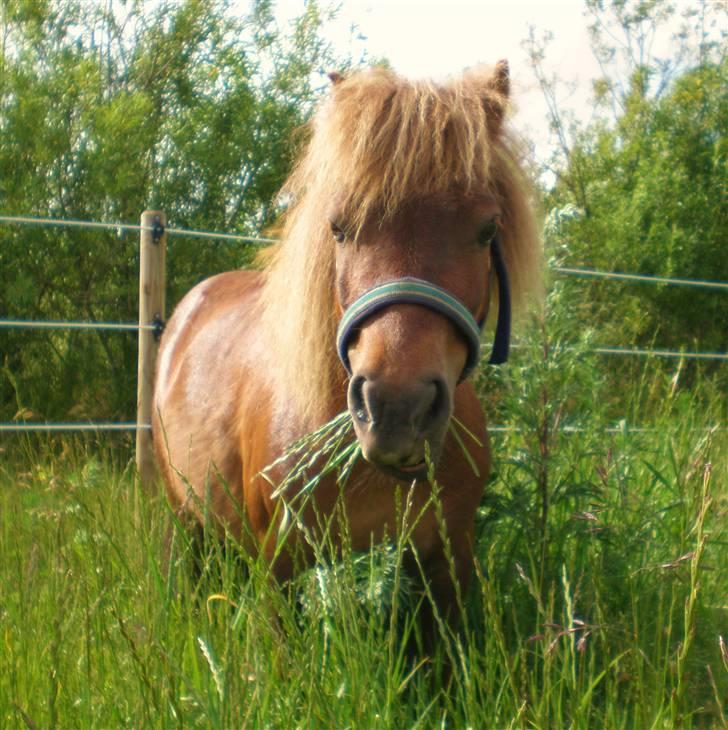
left=1, top=2, right=725, bottom=726
left=1, top=319, right=726, bottom=729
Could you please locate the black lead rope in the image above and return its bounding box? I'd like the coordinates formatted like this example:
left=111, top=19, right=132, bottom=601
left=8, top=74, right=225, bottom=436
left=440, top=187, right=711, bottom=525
left=487, top=236, right=511, bottom=365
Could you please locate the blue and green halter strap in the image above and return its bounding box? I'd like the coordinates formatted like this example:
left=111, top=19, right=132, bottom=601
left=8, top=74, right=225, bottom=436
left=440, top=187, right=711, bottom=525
left=336, top=237, right=511, bottom=381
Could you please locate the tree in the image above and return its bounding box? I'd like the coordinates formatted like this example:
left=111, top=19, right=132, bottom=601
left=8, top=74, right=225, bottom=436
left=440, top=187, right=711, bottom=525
left=0, top=0, right=346, bottom=423
left=527, top=0, right=727, bottom=360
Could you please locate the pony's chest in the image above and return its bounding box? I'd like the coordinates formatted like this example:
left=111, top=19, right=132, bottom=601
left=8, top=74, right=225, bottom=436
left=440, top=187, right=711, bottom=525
left=333, top=471, right=442, bottom=555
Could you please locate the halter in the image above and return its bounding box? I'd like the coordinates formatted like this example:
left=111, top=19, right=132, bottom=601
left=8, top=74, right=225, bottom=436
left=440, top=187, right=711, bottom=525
left=336, top=237, right=511, bottom=381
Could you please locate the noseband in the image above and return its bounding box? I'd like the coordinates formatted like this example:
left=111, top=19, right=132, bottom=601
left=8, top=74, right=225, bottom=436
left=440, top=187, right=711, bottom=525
left=336, top=237, right=511, bottom=381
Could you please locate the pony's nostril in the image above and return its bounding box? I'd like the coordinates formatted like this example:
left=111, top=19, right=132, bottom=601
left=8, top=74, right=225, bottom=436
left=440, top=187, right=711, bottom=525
left=422, top=377, right=448, bottom=431
left=348, top=375, right=369, bottom=424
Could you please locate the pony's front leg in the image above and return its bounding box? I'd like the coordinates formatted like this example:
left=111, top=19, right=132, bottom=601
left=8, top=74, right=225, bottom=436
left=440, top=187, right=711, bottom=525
left=411, top=529, right=475, bottom=656
left=259, top=511, right=317, bottom=588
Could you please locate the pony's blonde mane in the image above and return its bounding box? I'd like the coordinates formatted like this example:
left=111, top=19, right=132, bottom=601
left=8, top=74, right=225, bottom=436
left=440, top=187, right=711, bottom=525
left=260, top=64, right=541, bottom=423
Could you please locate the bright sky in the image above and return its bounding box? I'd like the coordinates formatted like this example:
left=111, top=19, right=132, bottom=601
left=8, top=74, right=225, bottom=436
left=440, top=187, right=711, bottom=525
left=277, top=0, right=604, bottom=167
left=273, top=0, right=713, bottom=170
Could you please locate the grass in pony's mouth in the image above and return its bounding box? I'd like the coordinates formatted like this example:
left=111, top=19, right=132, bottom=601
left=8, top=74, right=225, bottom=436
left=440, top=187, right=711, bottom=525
left=448, top=415, right=484, bottom=478
left=260, top=410, right=484, bottom=503
left=261, top=411, right=361, bottom=501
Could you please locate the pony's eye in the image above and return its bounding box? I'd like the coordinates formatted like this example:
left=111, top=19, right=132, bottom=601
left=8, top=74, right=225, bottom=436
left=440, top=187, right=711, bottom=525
left=331, top=222, right=346, bottom=244
left=478, top=217, right=501, bottom=248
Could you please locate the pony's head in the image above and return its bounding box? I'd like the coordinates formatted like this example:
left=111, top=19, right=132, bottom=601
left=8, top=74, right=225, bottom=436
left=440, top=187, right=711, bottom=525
left=262, top=63, right=541, bottom=479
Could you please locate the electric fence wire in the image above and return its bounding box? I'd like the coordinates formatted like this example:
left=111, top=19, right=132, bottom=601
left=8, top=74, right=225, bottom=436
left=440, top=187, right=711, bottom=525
left=1, top=214, right=727, bottom=290
left=1, top=213, right=726, bottom=434
left=0, top=319, right=154, bottom=331
left=0, top=422, right=149, bottom=432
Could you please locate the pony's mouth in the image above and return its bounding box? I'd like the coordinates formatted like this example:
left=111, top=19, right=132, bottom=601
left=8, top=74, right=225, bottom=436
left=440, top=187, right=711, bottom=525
left=347, top=371, right=451, bottom=484
left=364, top=457, right=429, bottom=482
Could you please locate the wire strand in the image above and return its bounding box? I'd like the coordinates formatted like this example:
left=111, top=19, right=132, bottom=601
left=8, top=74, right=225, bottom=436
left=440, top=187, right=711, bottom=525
left=507, top=343, right=728, bottom=361
left=553, top=265, right=728, bottom=291
left=1, top=319, right=724, bottom=359
left=0, top=214, right=272, bottom=245
left=0, top=214, right=150, bottom=235
left=0, top=319, right=154, bottom=331
left=1, top=422, right=721, bottom=434
left=488, top=425, right=725, bottom=434
left=2, top=215, right=727, bottom=287
left=2, top=215, right=724, bottom=436
left=165, top=226, right=275, bottom=245
left=593, top=346, right=728, bottom=361
left=0, top=422, right=150, bottom=432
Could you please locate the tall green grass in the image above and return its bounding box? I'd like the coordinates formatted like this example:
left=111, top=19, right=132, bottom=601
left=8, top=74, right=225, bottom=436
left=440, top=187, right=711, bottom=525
left=1, top=295, right=726, bottom=728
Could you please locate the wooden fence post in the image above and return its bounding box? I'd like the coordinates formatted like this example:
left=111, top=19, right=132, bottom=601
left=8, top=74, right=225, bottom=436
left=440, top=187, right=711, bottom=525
left=136, top=210, right=166, bottom=489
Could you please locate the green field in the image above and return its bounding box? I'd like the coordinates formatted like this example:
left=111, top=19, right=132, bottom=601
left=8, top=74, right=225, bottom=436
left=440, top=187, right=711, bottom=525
left=1, top=1, right=725, bottom=726
left=1, top=352, right=725, bottom=729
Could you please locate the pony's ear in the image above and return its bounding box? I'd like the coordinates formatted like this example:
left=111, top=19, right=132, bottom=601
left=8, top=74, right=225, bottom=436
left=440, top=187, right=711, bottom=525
left=491, top=59, right=510, bottom=98
left=327, top=71, right=345, bottom=86
left=482, top=60, right=510, bottom=135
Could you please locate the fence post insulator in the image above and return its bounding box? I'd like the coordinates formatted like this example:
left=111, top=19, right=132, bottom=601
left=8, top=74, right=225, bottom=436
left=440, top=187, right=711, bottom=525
left=152, top=314, right=166, bottom=341
left=152, top=219, right=165, bottom=244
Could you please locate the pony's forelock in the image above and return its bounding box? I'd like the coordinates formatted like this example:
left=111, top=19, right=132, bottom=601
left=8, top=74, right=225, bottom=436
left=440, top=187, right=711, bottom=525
left=285, top=66, right=510, bottom=234
left=260, top=65, right=541, bottom=423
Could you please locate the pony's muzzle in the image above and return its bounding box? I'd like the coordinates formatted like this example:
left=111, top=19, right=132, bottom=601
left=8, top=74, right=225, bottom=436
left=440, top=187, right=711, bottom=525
left=348, top=373, right=452, bottom=478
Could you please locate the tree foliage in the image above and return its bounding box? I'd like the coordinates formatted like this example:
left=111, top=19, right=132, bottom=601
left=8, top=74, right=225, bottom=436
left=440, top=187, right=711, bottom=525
left=0, top=0, right=343, bottom=422
left=529, top=0, right=727, bottom=360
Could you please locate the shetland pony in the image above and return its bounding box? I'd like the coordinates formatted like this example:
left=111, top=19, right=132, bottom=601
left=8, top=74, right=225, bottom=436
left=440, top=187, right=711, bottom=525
left=153, top=62, right=540, bottom=639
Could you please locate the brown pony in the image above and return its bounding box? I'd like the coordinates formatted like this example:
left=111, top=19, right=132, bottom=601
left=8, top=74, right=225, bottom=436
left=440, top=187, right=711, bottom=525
left=153, top=62, right=540, bottom=637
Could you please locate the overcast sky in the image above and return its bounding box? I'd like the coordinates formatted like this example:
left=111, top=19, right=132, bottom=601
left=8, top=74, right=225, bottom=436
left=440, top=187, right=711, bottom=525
left=274, top=0, right=711, bottom=168
left=276, top=0, right=604, bottom=165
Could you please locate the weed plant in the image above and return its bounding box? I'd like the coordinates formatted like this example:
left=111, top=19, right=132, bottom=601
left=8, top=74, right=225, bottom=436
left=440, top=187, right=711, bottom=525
left=1, top=300, right=725, bottom=727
